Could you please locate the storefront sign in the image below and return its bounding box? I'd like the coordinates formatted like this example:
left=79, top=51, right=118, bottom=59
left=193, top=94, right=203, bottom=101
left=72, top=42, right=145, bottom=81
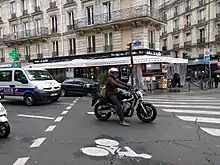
left=32, top=49, right=163, bottom=64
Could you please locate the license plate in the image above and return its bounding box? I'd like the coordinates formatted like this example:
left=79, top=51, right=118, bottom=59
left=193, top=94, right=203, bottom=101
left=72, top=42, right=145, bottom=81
left=51, top=93, right=58, bottom=96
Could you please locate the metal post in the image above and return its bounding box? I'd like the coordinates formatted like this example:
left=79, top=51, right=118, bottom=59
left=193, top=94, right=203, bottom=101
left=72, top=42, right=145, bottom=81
left=208, top=0, right=211, bottom=89
left=128, top=43, right=134, bottom=87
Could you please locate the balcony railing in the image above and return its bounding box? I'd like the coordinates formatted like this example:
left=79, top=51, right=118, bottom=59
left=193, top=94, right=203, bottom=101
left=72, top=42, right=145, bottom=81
left=173, top=43, right=179, bottom=49
left=174, top=12, right=178, bottom=17
left=149, top=43, right=155, bottom=49
left=34, top=6, right=41, bottom=12
left=3, top=27, right=49, bottom=42
left=74, top=4, right=165, bottom=30
left=69, top=49, right=76, bottom=55
left=184, top=41, right=191, bottom=47
left=25, top=55, right=30, bottom=61
left=184, top=23, right=191, bottom=28
left=37, top=53, right=43, bottom=59
left=87, top=47, right=96, bottom=53
left=51, top=28, right=58, bottom=33
left=67, top=25, right=74, bottom=31
left=52, top=51, right=58, bottom=57
left=185, top=6, right=191, bottom=12
left=22, top=10, right=28, bottom=16
left=47, top=2, right=57, bottom=11
left=162, top=31, right=167, bottom=35
left=173, top=27, right=179, bottom=32
left=10, top=13, right=16, bottom=18
left=215, top=35, right=220, bottom=41
left=198, top=18, right=206, bottom=23
left=64, top=0, right=76, bottom=7
left=199, top=0, right=205, bottom=7
left=103, top=45, right=113, bottom=52
left=197, top=37, right=205, bottom=43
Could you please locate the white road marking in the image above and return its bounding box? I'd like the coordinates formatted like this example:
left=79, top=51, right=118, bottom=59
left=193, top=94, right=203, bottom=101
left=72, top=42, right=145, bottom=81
left=200, top=127, right=220, bottom=136
left=73, top=100, right=77, bottom=103
left=177, top=116, right=220, bottom=124
left=151, top=101, right=220, bottom=105
left=30, top=137, right=46, bottom=148
left=154, top=104, right=220, bottom=109
left=162, top=109, right=220, bottom=115
left=54, top=102, right=71, bottom=105
left=70, top=103, right=74, bottom=106
left=17, top=114, right=54, bottom=120
left=54, top=116, right=63, bottom=122
left=61, top=110, right=68, bottom=115
left=144, top=99, right=219, bottom=102
left=13, top=157, right=30, bottom=165
left=66, top=106, right=72, bottom=110
left=87, top=112, right=94, bottom=115
left=45, top=125, right=56, bottom=132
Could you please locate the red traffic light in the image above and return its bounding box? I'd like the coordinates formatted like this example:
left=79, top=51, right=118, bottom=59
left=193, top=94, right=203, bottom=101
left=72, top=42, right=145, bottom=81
left=128, top=64, right=132, bottom=68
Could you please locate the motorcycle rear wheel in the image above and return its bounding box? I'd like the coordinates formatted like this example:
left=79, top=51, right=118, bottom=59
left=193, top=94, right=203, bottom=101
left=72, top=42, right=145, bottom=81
left=137, top=102, right=157, bottom=123
left=94, top=102, right=112, bottom=121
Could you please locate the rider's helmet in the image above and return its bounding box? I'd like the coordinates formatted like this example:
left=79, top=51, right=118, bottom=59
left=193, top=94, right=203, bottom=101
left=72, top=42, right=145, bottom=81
left=108, top=67, right=119, bottom=78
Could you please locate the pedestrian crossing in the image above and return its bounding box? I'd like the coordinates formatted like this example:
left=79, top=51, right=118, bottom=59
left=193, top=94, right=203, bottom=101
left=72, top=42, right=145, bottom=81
left=144, top=95, right=220, bottom=137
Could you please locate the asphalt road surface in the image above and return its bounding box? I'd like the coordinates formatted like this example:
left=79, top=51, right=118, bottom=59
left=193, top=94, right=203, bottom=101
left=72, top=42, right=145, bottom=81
left=1, top=94, right=220, bottom=165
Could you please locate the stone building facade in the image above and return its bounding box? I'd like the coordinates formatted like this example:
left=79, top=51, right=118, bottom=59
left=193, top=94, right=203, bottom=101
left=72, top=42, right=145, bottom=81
left=0, top=0, right=165, bottom=63
left=159, top=0, right=220, bottom=59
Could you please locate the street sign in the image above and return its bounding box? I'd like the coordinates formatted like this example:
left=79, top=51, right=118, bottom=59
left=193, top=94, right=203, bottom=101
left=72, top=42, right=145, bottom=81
left=204, top=48, right=210, bottom=64
left=9, top=50, right=20, bottom=61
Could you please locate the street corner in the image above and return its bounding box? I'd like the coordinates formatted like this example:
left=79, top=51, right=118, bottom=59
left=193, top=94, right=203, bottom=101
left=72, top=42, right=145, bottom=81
left=73, top=134, right=154, bottom=165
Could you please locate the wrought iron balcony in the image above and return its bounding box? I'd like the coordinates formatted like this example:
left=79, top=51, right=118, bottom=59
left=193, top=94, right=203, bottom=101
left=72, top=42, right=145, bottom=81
left=185, top=6, right=191, bottom=12
left=162, top=31, right=167, bottom=36
left=3, top=27, right=49, bottom=43
left=173, top=27, right=179, bottom=32
left=32, top=6, right=43, bottom=16
left=215, top=34, right=220, bottom=41
left=184, top=23, right=191, bottom=28
left=22, top=10, right=28, bottom=16
left=67, top=25, right=74, bottom=31
left=184, top=41, right=191, bottom=47
left=52, top=51, right=59, bottom=57
left=173, top=43, right=179, bottom=49
left=149, top=43, right=155, bottom=49
left=197, top=37, right=205, bottom=44
left=51, top=28, right=58, bottom=34
left=174, top=12, right=178, bottom=17
left=74, top=4, right=165, bottom=30
left=103, top=45, right=113, bottom=52
left=69, top=49, right=76, bottom=55
left=64, top=0, right=76, bottom=7
left=198, top=18, right=206, bottom=23
left=87, top=47, right=96, bottom=53
left=199, top=0, right=205, bottom=7
left=37, top=53, right=43, bottom=59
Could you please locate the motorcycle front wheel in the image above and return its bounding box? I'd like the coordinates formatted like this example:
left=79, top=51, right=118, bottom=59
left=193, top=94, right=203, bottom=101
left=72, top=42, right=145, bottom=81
left=137, top=102, right=157, bottom=123
left=0, top=122, right=10, bottom=138
left=94, top=101, right=112, bottom=121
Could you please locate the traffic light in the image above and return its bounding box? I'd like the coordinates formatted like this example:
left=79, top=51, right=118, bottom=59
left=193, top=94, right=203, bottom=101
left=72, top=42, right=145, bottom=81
left=128, top=64, right=132, bottom=68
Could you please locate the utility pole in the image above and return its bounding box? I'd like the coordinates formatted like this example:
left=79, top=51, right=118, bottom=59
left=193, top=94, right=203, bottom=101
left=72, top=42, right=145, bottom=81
left=208, top=0, right=211, bottom=88
left=127, top=43, right=134, bottom=87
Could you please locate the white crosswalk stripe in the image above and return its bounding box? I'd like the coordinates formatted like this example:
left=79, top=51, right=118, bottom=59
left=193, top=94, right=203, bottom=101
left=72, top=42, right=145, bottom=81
left=144, top=96, right=220, bottom=137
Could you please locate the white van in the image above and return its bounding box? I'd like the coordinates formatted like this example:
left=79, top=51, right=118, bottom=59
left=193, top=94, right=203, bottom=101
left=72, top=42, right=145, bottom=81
left=0, top=67, right=61, bottom=106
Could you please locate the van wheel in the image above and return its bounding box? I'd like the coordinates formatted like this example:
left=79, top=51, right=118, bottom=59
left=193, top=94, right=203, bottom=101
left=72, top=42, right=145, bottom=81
left=24, top=94, right=35, bottom=106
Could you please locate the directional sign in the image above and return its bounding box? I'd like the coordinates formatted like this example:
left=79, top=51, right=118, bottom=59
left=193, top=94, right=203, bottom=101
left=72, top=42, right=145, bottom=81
left=9, top=50, right=20, bottom=60
left=133, top=40, right=141, bottom=47
left=204, top=48, right=210, bottom=64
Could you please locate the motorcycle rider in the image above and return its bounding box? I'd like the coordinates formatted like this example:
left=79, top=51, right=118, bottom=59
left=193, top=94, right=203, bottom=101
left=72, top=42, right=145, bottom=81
left=106, top=67, right=131, bottom=126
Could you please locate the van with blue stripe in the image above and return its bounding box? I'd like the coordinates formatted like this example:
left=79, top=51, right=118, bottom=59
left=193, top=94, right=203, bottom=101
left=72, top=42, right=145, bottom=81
left=0, top=67, right=61, bottom=106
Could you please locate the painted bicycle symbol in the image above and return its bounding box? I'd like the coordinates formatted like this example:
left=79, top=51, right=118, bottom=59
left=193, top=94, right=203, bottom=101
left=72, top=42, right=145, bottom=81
left=80, top=138, right=152, bottom=159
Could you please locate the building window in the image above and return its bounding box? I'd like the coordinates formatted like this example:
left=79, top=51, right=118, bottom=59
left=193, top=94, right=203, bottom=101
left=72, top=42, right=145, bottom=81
left=149, top=30, right=155, bottom=49
left=104, top=32, right=113, bottom=52
left=68, top=11, right=74, bottom=26
left=217, top=24, right=220, bottom=34
left=52, top=41, right=59, bottom=56
left=0, top=27, right=2, bottom=38
left=22, top=0, right=28, bottom=11
left=199, top=28, right=205, bottom=39
left=10, top=1, right=16, bottom=14
left=87, top=35, right=95, bottom=53
left=35, top=0, right=40, bottom=7
left=24, top=45, right=30, bottom=60
left=23, top=22, right=29, bottom=37
left=174, top=5, right=178, bottom=16
left=0, top=49, right=4, bottom=62
left=186, top=15, right=191, bottom=26
left=36, top=44, right=41, bottom=54
left=199, top=9, right=205, bottom=21
left=69, top=38, right=76, bottom=55
left=86, top=6, right=94, bottom=25
left=185, top=32, right=191, bottom=41
left=174, top=19, right=179, bottom=30
left=163, top=39, right=167, bottom=47
left=35, top=19, right=41, bottom=34
left=102, top=2, right=111, bottom=22
left=174, top=35, right=179, bottom=44
left=186, top=0, right=190, bottom=8
left=51, top=15, right=57, bottom=33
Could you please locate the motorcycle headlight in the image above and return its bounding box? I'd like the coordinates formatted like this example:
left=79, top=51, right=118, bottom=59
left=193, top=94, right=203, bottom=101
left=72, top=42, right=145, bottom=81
left=137, top=91, right=143, bottom=98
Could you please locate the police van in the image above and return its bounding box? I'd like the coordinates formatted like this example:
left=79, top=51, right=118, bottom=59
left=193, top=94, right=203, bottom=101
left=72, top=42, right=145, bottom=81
left=0, top=63, right=61, bottom=106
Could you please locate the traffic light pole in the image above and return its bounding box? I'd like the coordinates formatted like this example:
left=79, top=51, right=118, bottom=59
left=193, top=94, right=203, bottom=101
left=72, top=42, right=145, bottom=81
left=128, top=43, right=134, bottom=87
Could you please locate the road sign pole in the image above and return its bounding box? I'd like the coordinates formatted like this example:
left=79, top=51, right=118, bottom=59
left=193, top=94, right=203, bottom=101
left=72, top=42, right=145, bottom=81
left=128, top=43, right=134, bottom=87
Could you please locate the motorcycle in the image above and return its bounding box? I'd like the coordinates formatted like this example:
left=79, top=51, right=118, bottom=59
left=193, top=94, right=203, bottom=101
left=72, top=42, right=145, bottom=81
left=0, top=94, right=10, bottom=138
left=91, top=88, right=157, bottom=123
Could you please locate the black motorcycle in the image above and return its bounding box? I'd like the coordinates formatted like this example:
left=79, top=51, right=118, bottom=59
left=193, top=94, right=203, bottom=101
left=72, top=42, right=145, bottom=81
left=91, top=88, right=157, bottom=123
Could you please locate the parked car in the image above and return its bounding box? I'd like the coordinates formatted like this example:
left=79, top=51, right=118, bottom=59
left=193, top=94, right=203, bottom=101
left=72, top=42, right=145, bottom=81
left=61, top=78, right=100, bottom=96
